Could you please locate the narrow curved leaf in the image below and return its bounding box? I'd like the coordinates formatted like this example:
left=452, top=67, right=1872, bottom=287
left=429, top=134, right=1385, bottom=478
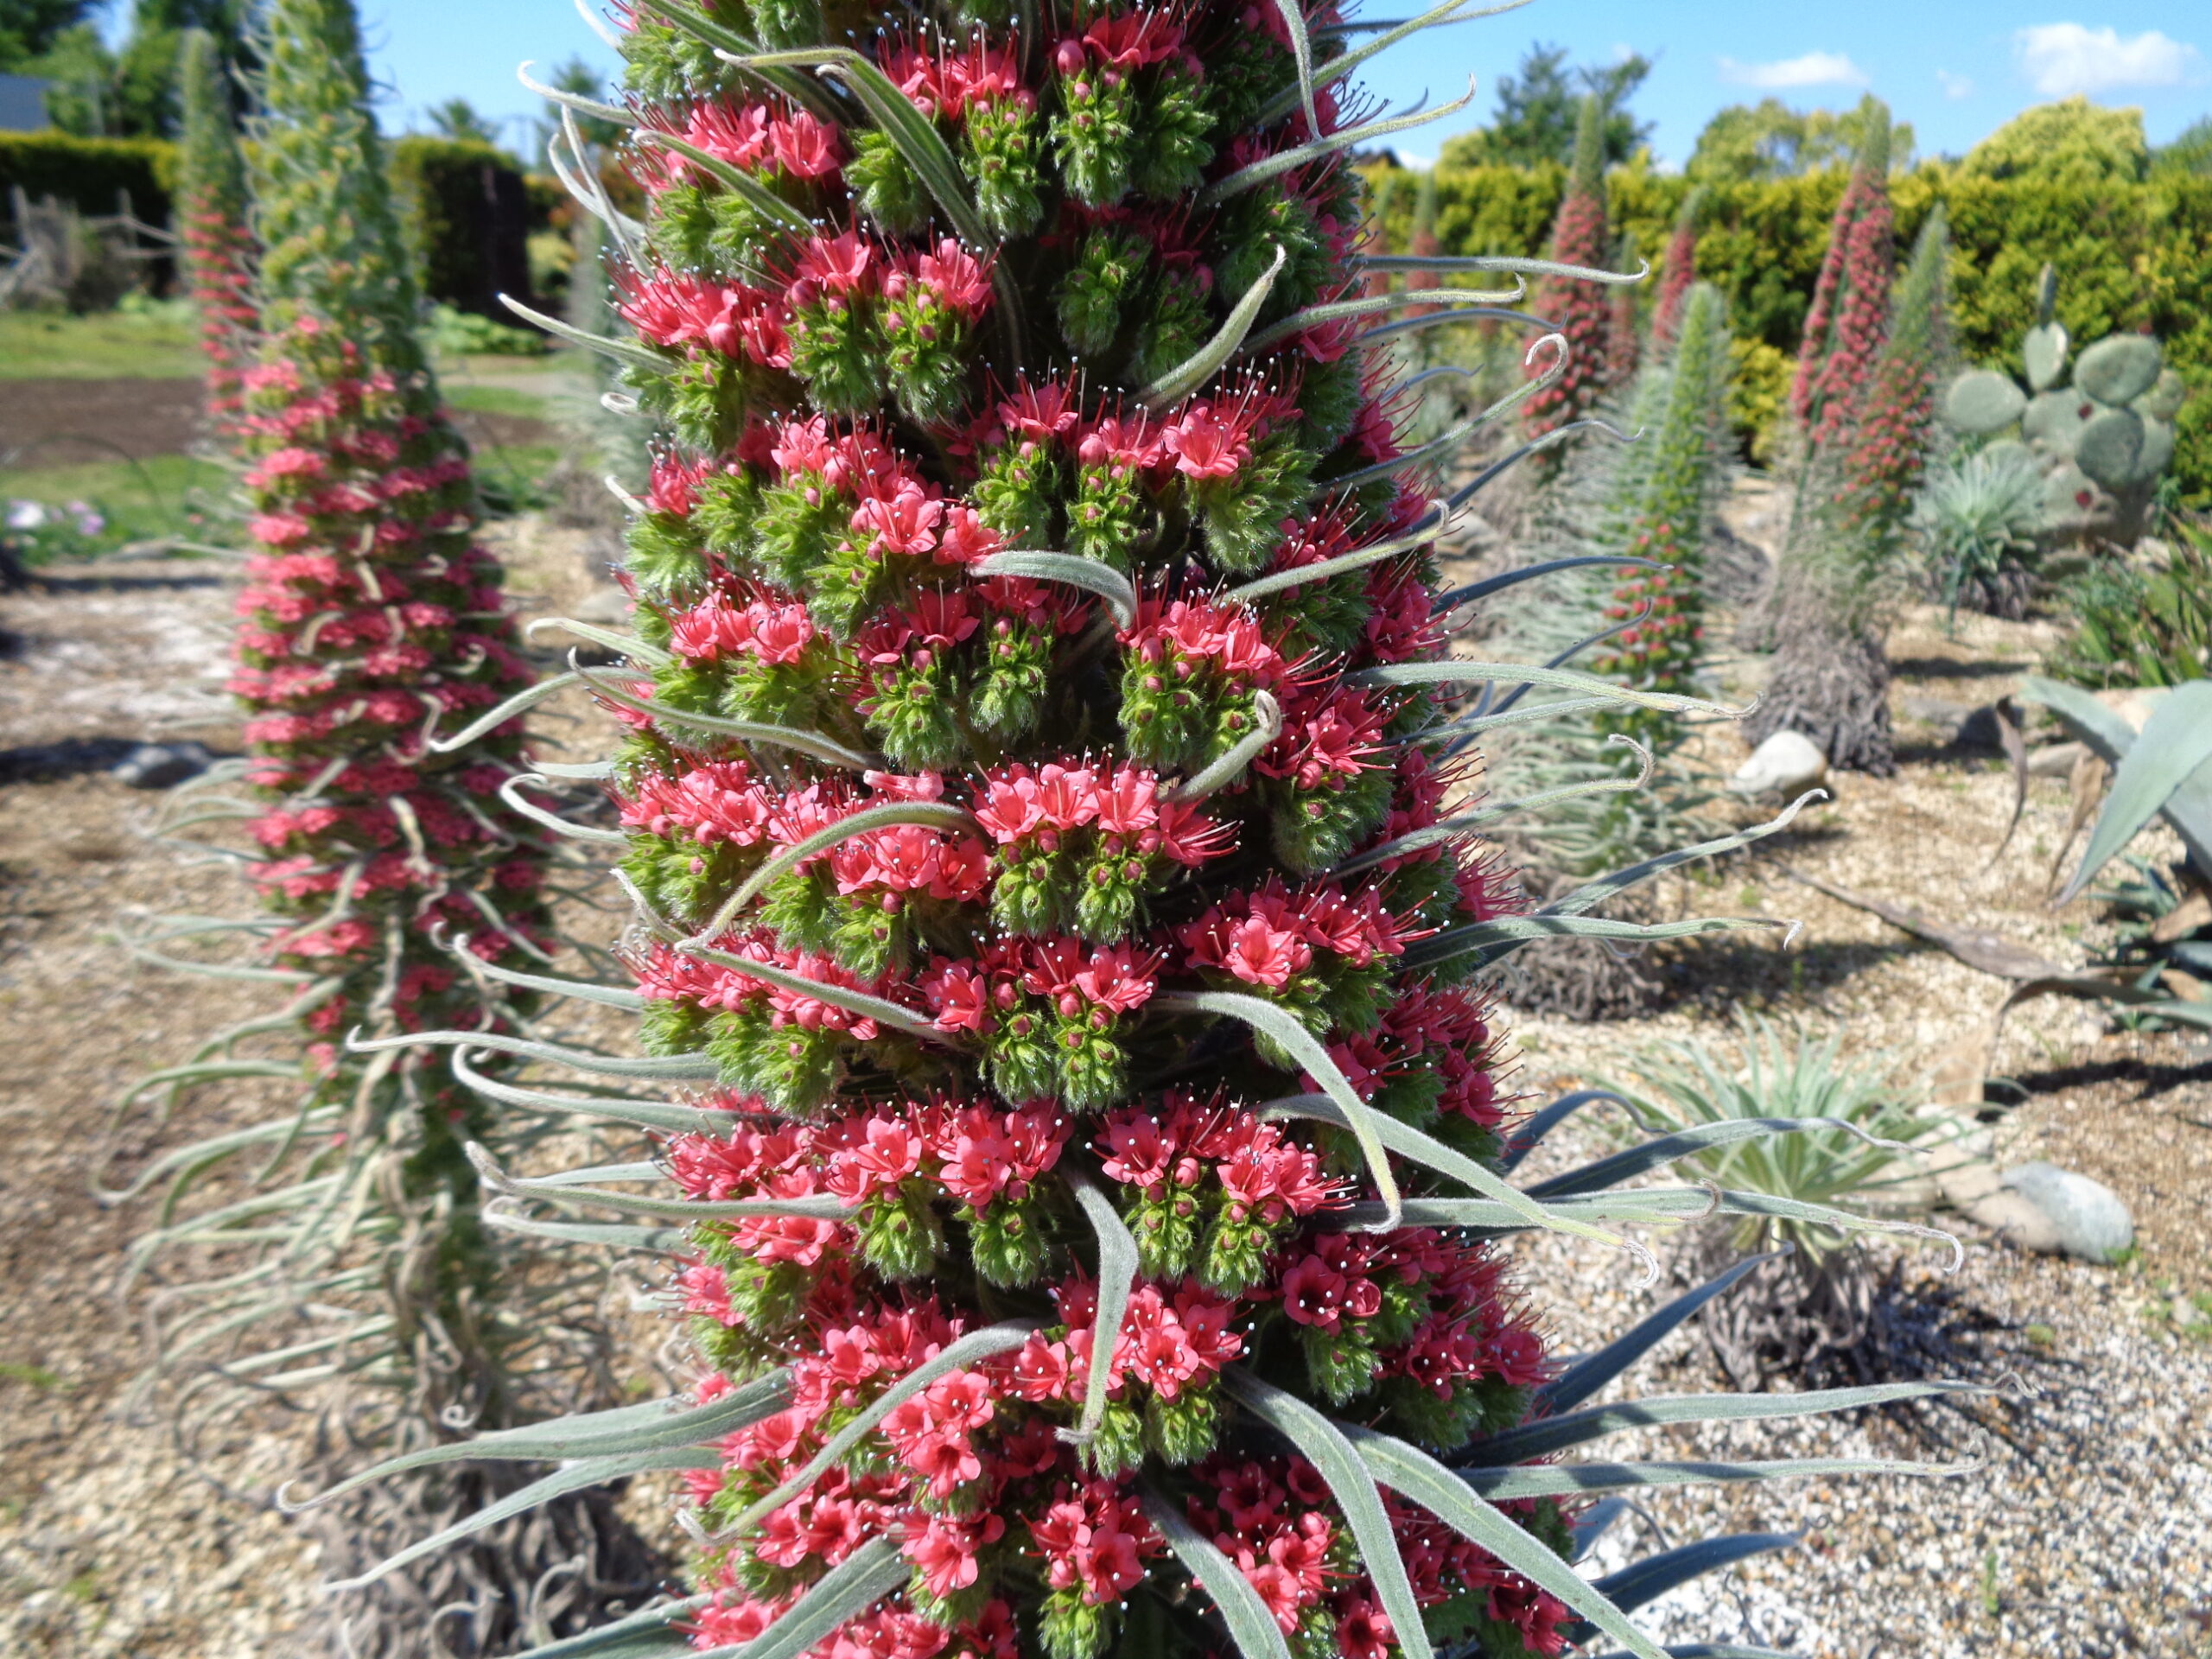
left=450, top=1048, right=732, bottom=1135
left=1257, top=1094, right=1631, bottom=1253
left=1403, top=912, right=1780, bottom=969
left=575, top=668, right=881, bottom=770
left=1580, top=1534, right=1796, bottom=1623
left=1541, top=790, right=1826, bottom=922
left=1433, top=554, right=1671, bottom=614
left=1224, top=1370, right=1432, bottom=1659
left=693, top=800, right=982, bottom=940
left=499, top=293, right=668, bottom=371
left=1064, top=1166, right=1139, bottom=1445
left=1571, top=1497, right=1630, bottom=1562
left=1369, top=251, right=1651, bottom=284
left=678, top=942, right=952, bottom=1046
left=1273, top=0, right=1318, bottom=139
left=1166, top=690, right=1282, bottom=802
left=725, top=1324, right=1037, bottom=1538
left=1351, top=659, right=1738, bottom=718
left=1526, top=1117, right=1915, bottom=1200
left=1536, top=1255, right=1781, bottom=1414
left=428, top=671, right=583, bottom=753
left=1357, top=305, right=1551, bottom=348
left=1340, top=1425, right=1669, bottom=1659
left=1202, top=79, right=1477, bottom=208
left=1257, top=0, right=1526, bottom=121
left=1460, top=1382, right=1982, bottom=1465
left=499, top=773, right=631, bottom=845
left=1222, top=514, right=1443, bottom=603
left=696, top=1536, right=906, bottom=1659
left=513, top=1592, right=710, bottom=1657
left=524, top=615, right=671, bottom=667
left=1462, top=1452, right=1974, bottom=1502
left=1139, top=245, right=1288, bottom=409
left=1154, top=993, right=1402, bottom=1230
left=1335, top=745, right=1652, bottom=875
left=636, top=127, right=814, bottom=232
left=348, top=1027, right=719, bottom=1081
left=325, top=1449, right=715, bottom=1589
left=974, top=550, right=1137, bottom=627
left=1139, top=1484, right=1295, bottom=1659
left=483, top=1205, right=687, bottom=1253
left=516, top=60, right=636, bottom=129
left=1246, top=284, right=1527, bottom=355
left=443, top=944, right=646, bottom=1008
left=291, top=1370, right=793, bottom=1510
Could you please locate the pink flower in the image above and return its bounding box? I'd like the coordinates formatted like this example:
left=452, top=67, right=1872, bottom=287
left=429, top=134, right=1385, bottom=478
left=1162, top=401, right=1254, bottom=480
left=767, top=109, right=842, bottom=178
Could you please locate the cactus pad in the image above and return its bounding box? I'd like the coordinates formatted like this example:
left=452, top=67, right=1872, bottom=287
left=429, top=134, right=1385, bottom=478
left=2023, top=389, right=2088, bottom=457
left=2024, top=321, right=2069, bottom=393
left=2137, top=367, right=2188, bottom=423
left=2074, top=406, right=2145, bottom=492
left=1943, top=368, right=2025, bottom=435
left=2074, top=334, right=2163, bottom=407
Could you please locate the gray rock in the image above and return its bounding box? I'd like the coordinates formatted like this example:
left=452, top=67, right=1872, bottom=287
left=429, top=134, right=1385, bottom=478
left=110, top=740, right=213, bottom=790
left=1998, top=1161, right=2133, bottom=1263
left=1727, top=729, right=1827, bottom=798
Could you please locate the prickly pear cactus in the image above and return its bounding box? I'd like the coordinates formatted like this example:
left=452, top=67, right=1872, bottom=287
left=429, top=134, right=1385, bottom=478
left=1938, top=261, right=2184, bottom=543
left=324, top=6, right=1972, bottom=1656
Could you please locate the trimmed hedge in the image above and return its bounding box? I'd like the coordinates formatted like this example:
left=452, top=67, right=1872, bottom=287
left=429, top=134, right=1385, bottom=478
left=3, top=130, right=547, bottom=321
left=1370, top=159, right=2212, bottom=505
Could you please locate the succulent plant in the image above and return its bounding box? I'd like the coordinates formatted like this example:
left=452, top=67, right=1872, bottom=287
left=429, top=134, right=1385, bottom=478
left=2045, top=522, right=2212, bottom=690
left=310, top=6, right=1971, bottom=1657
left=1789, top=105, right=1892, bottom=452
left=1649, top=185, right=1705, bottom=350
left=175, top=26, right=257, bottom=433
left=1937, top=261, right=2184, bottom=543
left=1524, top=95, right=1620, bottom=457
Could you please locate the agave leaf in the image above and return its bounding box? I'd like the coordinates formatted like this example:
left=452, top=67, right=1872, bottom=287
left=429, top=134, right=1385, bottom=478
left=635, top=128, right=814, bottom=233
left=575, top=667, right=882, bottom=770
left=1464, top=1452, right=1973, bottom=1502
left=1352, top=659, right=1738, bottom=718
left=1535, top=1254, right=1782, bottom=1414
left=1576, top=1534, right=1796, bottom=1625
left=499, top=294, right=669, bottom=371
left=442, top=945, right=646, bottom=1009
left=324, top=1449, right=716, bottom=1590
left=1138, top=1484, right=1296, bottom=1659
left=677, top=942, right=952, bottom=1046
left=1166, top=690, right=1282, bottom=802
left=691, top=801, right=983, bottom=941
left=1540, top=791, right=1827, bottom=923
left=1433, top=554, right=1671, bottom=614
left=348, top=1027, right=720, bottom=1081
left=1497, top=1088, right=1644, bottom=1172
left=289, top=1370, right=793, bottom=1510
left=724, top=1323, right=1038, bottom=1537
left=1139, top=245, right=1288, bottom=409
left=427, top=670, right=583, bottom=753
left=1199, top=79, right=1476, bottom=207
left=449, top=1048, right=732, bottom=1135
left=499, top=774, right=631, bottom=845
left=1246, top=287, right=1531, bottom=355
left=1340, top=1425, right=1669, bottom=1659
left=1403, top=912, right=1780, bottom=970
left=1258, top=1094, right=1633, bottom=1254
left=1460, top=1382, right=1982, bottom=1465
left=524, top=616, right=672, bottom=668
left=697, top=1536, right=906, bottom=1659
left=512, top=1591, right=710, bottom=1657
left=1223, top=1369, right=1433, bottom=1659
left=2051, top=679, right=2212, bottom=902
left=1526, top=1116, right=1916, bottom=1200
left=1154, top=993, right=1403, bottom=1230
left=1258, top=0, right=1527, bottom=121
left=483, top=1205, right=687, bottom=1253
left=974, top=550, right=1138, bottom=628
left=1063, top=1166, right=1139, bottom=1444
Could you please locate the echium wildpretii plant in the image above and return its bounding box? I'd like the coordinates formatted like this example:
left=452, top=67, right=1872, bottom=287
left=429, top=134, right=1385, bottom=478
left=318, top=3, right=1974, bottom=1656
left=122, top=0, right=553, bottom=1428
left=176, top=25, right=258, bottom=432
left=1787, top=100, right=1892, bottom=453
left=1522, top=96, right=1618, bottom=456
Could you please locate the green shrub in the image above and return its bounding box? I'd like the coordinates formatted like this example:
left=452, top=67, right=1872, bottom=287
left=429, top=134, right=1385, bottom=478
left=0, top=130, right=175, bottom=223
left=388, top=134, right=534, bottom=319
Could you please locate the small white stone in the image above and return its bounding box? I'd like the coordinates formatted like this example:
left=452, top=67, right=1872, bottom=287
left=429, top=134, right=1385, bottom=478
left=1727, top=729, right=1829, bottom=798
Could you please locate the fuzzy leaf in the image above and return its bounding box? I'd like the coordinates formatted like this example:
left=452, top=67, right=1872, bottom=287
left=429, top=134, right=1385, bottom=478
left=499, top=773, right=631, bottom=845
left=1156, top=993, right=1403, bottom=1229
left=524, top=615, right=672, bottom=667
left=349, top=1027, right=719, bottom=1081
left=636, top=128, right=815, bottom=232
left=513, top=1592, right=709, bottom=1657
left=724, top=1324, right=1038, bottom=1538
left=1340, top=1425, right=1669, bottom=1659
left=1497, top=1089, right=1642, bottom=1172
left=699, top=1536, right=906, bottom=1659
left=450, top=1048, right=732, bottom=1135
left=577, top=668, right=881, bottom=770
left=1403, top=912, right=1780, bottom=970
left=678, top=942, right=953, bottom=1046
left=1273, top=0, right=1319, bottom=139
left=1434, top=554, right=1671, bottom=614
left=975, top=551, right=1137, bottom=628
left=499, top=293, right=668, bottom=370
left=1335, top=745, right=1652, bottom=875
left=1368, top=251, right=1650, bottom=284
left=1139, top=1484, right=1296, bottom=1659
left=1166, top=690, right=1282, bottom=802
left=1526, top=1117, right=1915, bottom=1200
left=483, top=1205, right=687, bottom=1253
left=1222, top=517, right=1442, bottom=603
left=1138, top=245, right=1288, bottom=409
left=1223, top=1369, right=1432, bottom=1659
left=1199, top=79, right=1476, bottom=207
left=1538, top=790, right=1827, bottom=924
left=1461, top=1452, right=1973, bottom=1501
left=1329, top=334, right=1567, bottom=489
left=1246, top=286, right=1527, bottom=356
left=428, top=671, right=583, bottom=753
left=517, top=60, right=637, bottom=128
left=1579, top=1535, right=1796, bottom=1624
left=1064, top=1166, right=1140, bottom=1444
left=1260, top=0, right=1525, bottom=121
left=444, top=946, right=646, bottom=1008
left=1535, top=1255, right=1781, bottom=1414
left=1459, top=1382, right=1982, bottom=1465
left=1352, top=659, right=1738, bottom=717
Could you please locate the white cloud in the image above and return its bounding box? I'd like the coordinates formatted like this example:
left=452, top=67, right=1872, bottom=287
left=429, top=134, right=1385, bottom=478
left=1716, top=51, right=1870, bottom=91
left=2014, top=23, right=2201, bottom=96
left=1936, top=69, right=1975, bottom=99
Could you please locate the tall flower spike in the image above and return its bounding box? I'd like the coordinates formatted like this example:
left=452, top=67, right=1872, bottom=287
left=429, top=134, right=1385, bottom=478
left=175, top=27, right=257, bottom=432
left=323, top=9, right=1974, bottom=1659
left=1522, top=95, right=1616, bottom=459
left=1789, top=99, right=1895, bottom=451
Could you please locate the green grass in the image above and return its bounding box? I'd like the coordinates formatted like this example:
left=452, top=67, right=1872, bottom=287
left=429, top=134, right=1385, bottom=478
left=0, top=308, right=206, bottom=380
left=447, top=383, right=553, bottom=419
left=3, top=454, right=235, bottom=559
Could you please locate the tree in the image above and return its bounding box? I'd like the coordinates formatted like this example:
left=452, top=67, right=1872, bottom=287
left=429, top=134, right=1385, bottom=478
left=0, top=0, right=94, bottom=69
left=425, top=93, right=504, bottom=148
left=1439, top=40, right=1652, bottom=168
left=2158, top=115, right=2212, bottom=177
left=1688, top=96, right=1915, bottom=184
left=1965, top=96, right=2150, bottom=188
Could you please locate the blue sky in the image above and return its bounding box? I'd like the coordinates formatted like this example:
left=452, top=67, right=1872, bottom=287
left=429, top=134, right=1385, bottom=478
left=134, top=0, right=2210, bottom=166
